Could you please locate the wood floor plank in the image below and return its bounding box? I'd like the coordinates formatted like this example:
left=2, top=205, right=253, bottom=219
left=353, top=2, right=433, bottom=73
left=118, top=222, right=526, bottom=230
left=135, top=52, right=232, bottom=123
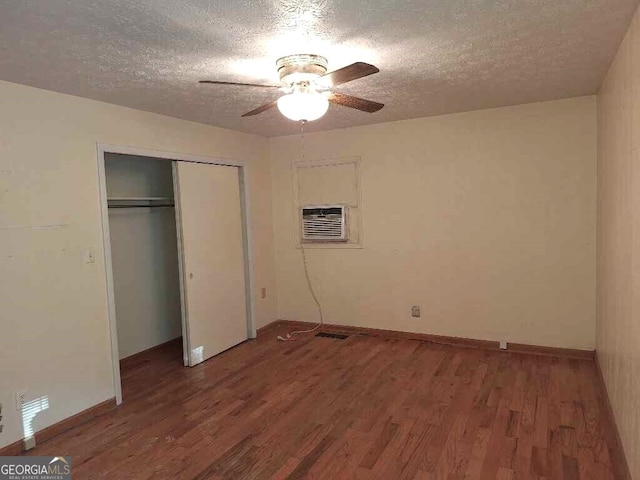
left=497, top=467, right=515, bottom=480
left=359, top=418, right=399, bottom=469
left=20, top=327, right=619, bottom=480
left=464, top=427, right=492, bottom=480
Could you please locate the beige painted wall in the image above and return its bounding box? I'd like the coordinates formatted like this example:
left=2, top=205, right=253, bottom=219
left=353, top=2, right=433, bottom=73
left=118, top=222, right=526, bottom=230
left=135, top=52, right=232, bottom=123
left=270, top=97, right=597, bottom=350
left=597, top=4, right=640, bottom=477
left=0, top=80, right=277, bottom=449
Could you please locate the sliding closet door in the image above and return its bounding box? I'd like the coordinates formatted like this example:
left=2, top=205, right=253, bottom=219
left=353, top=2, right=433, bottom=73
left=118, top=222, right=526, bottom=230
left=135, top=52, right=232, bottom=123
left=174, top=162, right=248, bottom=367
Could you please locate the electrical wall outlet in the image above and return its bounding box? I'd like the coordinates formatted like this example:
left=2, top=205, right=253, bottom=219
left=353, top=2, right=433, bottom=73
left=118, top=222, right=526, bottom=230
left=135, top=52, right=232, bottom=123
left=15, top=390, right=26, bottom=411
left=261, top=287, right=267, bottom=299
left=411, top=306, right=421, bottom=318
left=499, top=340, right=508, bottom=350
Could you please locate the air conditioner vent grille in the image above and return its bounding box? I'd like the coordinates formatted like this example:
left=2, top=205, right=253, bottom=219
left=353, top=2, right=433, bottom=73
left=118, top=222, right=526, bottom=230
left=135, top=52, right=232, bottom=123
left=301, top=205, right=348, bottom=243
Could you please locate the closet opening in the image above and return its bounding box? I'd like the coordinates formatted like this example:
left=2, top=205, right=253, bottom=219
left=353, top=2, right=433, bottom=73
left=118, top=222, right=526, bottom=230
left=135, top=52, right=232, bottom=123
left=105, top=153, right=184, bottom=399
left=97, top=146, right=256, bottom=405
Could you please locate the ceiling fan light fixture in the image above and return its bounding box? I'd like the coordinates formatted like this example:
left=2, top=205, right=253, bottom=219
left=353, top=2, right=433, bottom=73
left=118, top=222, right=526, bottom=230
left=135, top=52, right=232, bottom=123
left=277, top=86, right=329, bottom=122
left=200, top=56, right=383, bottom=119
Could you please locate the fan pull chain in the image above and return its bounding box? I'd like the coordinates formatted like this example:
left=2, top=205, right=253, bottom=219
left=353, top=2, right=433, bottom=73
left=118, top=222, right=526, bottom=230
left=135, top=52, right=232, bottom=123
left=277, top=120, right=325, bottom=342
left=300, top=119, right=307, bottom=162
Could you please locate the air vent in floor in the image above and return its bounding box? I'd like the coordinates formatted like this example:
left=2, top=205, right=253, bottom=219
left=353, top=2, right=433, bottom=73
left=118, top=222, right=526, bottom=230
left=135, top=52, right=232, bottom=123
left=315, top=332, right=349, bottom=340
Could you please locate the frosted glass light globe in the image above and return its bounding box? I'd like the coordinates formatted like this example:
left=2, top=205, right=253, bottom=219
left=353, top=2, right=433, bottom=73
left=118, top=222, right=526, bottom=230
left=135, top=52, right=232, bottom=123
left=277, top=90, right=329, bottom=122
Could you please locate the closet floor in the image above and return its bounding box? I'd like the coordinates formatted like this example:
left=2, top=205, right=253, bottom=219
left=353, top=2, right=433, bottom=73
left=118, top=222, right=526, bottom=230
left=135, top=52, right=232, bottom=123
left=24, top=325, right=621, bottom=479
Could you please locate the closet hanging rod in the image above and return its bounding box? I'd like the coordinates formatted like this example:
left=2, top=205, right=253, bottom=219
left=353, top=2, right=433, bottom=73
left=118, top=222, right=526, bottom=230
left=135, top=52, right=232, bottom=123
left=108, top=204, right=174, bottom=209
left=107, top=196, right=173, bottom=201
left=107, top=196, right=174, bottom=209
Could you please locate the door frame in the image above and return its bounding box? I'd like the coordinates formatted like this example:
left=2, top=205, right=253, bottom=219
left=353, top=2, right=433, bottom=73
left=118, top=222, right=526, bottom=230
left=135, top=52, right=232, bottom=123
left=96, top=143, right=258, bottom=405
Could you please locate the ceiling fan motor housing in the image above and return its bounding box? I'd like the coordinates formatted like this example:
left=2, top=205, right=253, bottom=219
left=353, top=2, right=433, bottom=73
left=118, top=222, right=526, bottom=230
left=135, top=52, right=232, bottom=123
left=277, top=54, right=328, bottom=85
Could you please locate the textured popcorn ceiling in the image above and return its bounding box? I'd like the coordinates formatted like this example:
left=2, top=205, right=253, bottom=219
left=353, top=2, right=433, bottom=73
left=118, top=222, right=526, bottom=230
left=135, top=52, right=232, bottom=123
left=0, top=0, right=638, bottom=137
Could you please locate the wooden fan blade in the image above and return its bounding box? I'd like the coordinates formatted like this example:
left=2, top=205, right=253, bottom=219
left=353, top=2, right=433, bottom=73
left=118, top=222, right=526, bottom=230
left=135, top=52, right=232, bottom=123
left=241, top=100, right=278, bottom=117
left=327, top=92, right=384, bottom=113
left=199, top=80, right=280, bottom=88
left=317, top=62, right=379, bottom=87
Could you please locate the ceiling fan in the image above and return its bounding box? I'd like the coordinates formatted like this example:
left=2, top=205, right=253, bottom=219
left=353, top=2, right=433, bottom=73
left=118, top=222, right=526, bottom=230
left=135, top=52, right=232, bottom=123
left=199, top=54, right=384, bottom=122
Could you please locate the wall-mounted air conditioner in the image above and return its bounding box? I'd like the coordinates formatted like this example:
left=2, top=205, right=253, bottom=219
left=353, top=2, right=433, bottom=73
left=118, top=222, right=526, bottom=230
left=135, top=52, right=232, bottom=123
left=301, top=205, right=348, bottom=243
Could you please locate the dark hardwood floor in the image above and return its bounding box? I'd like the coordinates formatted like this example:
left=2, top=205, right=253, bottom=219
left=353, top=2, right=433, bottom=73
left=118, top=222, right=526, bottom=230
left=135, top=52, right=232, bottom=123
left=25, top=325, right=620, bottom=479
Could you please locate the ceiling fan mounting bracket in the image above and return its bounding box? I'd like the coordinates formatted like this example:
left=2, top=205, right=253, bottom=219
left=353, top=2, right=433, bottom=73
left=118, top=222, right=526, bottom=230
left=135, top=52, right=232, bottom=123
left=276, top=54, right=328, bottom=85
